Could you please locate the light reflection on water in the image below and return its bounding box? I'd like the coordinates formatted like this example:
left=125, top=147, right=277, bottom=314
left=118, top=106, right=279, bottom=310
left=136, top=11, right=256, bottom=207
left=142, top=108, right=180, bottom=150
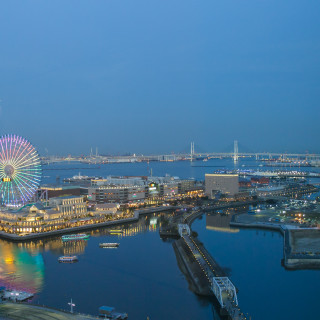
left=1, top=160, right=320, bottom=319
left=0, top=212, right=167, bottom=293
left=0, top=212, right=217, bottom=320
left=192, top=209, right=320, bottom=320
left=0, top=241, right=44, bottom=292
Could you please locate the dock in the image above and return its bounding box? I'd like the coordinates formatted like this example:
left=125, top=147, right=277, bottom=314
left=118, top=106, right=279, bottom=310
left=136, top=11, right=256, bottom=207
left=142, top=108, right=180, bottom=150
left=174, top=234, right=248, bottom=319
left=168, top=206, right=250, bottom=319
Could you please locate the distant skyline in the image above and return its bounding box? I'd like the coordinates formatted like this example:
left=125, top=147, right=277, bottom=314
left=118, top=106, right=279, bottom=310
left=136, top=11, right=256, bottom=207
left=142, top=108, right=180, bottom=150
left=0, top=0, right=319, bottom=155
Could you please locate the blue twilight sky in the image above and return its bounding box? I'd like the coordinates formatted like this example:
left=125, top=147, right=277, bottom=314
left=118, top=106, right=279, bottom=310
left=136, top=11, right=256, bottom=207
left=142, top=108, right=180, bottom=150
left=0, top=0, right=319, bottom=155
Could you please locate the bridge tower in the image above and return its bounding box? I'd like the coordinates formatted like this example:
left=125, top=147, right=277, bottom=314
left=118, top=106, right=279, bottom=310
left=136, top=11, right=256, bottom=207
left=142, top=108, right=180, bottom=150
left=233, top=140, right=238, bottom=162
left=190, top=142, right=195, bottom=162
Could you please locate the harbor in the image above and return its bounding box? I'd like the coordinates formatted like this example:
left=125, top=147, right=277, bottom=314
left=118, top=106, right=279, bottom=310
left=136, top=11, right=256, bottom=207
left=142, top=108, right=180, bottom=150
left=2, top=0, right=320, bottom=317
left=0, top=160, right=319, bottom=319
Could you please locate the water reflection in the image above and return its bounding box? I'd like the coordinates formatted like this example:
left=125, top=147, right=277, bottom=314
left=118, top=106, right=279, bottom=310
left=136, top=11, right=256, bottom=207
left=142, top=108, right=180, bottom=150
left=0, top=211, right=172, bottom=295
left=205, top=207, right=249, bottom=233
left=0, top=240, right=44, bottom=292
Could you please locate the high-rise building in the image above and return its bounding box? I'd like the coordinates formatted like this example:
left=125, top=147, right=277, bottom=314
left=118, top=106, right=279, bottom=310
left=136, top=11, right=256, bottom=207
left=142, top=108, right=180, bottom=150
left=205, top=174, right=239, bottom=198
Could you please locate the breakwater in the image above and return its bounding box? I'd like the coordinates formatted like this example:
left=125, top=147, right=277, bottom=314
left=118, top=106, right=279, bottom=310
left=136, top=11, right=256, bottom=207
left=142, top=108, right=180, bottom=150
left=170, top=206, right=250, bottom=319
left=230, top=215, right=320, bottom=270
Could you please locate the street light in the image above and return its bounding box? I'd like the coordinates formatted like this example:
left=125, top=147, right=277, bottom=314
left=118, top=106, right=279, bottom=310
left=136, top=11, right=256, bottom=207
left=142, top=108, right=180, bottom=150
left=68, top=298, right=75, bottom=313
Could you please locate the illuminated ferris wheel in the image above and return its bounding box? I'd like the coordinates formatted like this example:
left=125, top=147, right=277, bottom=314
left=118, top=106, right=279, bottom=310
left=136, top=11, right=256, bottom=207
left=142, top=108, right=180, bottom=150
left=0, top=135, right=42, bottom=207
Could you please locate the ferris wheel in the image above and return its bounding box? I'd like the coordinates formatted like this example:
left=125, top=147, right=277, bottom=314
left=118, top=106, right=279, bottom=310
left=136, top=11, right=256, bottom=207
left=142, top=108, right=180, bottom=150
left=0, top=135, right=42, bottom=207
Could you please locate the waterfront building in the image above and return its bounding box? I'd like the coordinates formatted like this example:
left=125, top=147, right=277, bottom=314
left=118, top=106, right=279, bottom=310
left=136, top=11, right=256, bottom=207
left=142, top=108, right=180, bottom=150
left=39, top=185, right=81, bottom=199
left=159, top=183, right=179, bottom=197
left=0, top=204, right=63, bottom=234
left=91, top=176, right=146, bottom=186
left=179, top=179, right=197, bottom=193
left=88, top=185, right=147, bottom=203
left=87, top=175, right=198, bottom=204
left=205, top=173, right=239, bottom=198
left=49, top=196, right=87, bottom=217
left=0, top=196, right=88, bottom=234
left=95, top=203, right=120, bottom=215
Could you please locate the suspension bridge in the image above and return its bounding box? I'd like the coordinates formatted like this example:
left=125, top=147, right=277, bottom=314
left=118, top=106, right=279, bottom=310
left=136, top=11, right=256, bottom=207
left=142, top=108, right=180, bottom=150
left=42, top=141, right=320, bottom=164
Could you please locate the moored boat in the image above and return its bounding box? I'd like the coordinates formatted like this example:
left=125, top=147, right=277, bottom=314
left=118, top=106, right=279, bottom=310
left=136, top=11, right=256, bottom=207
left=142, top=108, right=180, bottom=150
left=62, top=233, right=90, bottom=241
left=109, top=230, right=123, bottom=235
left=99, top=243, right=120, bottom=248
left=58, top=256, right=78, bottom=263
left=98, top=306, right=128, bottom=319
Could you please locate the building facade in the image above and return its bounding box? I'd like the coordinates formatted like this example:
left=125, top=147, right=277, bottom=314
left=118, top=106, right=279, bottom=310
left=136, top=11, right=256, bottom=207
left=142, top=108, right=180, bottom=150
left=49, top=196, right=87, bottom=216
left=205, top=174, right=239, bottom=198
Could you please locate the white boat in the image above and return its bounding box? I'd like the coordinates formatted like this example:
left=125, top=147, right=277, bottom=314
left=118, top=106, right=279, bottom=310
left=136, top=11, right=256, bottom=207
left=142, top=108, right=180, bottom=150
left=99, top=243, right=120, bottom=248
left=58, top=256, right=78, bottom=263
left=62, top=234, right=90, bottom=241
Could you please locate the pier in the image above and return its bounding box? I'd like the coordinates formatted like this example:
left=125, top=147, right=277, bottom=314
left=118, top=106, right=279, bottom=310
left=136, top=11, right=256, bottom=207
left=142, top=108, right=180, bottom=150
left=171, top=207, right=250, bottom=319
left=176, top=234, right=247, bottom=319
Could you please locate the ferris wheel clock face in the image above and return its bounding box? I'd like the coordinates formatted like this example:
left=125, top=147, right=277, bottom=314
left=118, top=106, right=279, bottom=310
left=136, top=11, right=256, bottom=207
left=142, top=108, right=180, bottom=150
left=0, top=135, right=42, bottom=207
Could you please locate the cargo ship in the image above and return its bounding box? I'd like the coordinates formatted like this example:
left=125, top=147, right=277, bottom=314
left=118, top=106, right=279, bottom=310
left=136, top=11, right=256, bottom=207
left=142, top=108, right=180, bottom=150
left=62, top=234, right=90, bottom=241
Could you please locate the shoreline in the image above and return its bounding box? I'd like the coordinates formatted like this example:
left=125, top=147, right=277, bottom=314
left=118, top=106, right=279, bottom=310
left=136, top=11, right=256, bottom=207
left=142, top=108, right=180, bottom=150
left=230, top=218, right=320, bottom=269
left=0, top=206, right=177, bottom=242
left=0, top=301, right=100, bottom=320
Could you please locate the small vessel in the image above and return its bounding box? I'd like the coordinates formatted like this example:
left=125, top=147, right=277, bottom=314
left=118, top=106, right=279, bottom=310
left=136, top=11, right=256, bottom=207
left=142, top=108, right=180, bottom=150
left=99, top=306, right=128, bottom=319
left=62, top=234, right=90, bottom=241
left=99, top=243, right=120, bottom=248
left=58, top=256, right=78, bottom=263
left=63, top=173, right=102, bottom=183
left=109, top=230, right=123, bottom=234
left=0, top=288, right=34, bottom=302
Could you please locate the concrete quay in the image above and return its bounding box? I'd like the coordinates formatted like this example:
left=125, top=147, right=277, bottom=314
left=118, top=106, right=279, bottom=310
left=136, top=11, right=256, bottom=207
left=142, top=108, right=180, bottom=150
left=0, top=206, right=176, bottom=242
left=174, top=234, right=248, bottom=319
left=173, top=237, right=212, bottom=295
left=169, top=204, right=251, bottom=319
left=230, top=213, right=320, bottom=270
